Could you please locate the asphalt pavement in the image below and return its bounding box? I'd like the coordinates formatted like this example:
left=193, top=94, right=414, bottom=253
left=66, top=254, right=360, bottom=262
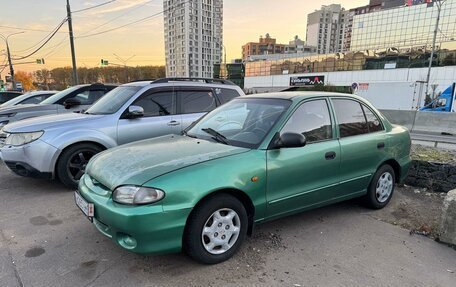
left=0, top=163, right=455, bottom=287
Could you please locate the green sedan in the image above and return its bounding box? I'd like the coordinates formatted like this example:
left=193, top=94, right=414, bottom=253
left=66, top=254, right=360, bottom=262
left=76, top=92, right=411, bottom=264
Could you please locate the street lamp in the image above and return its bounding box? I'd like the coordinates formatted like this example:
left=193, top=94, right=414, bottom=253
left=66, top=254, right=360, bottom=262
left=0, top=31, right=25, bottom=90
left=113, top=53, right=135, bottom=82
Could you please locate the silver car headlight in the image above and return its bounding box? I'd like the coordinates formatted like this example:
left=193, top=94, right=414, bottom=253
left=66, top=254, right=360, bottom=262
left=4, top=131, right=44, bottom=146
left=113, top=186, right=165, bottom=205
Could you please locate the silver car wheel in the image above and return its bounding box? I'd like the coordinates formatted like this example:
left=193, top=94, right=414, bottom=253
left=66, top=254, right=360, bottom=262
left=201, top=208, right=241, bottom=255
left=376, top=172, right=394, bottom=203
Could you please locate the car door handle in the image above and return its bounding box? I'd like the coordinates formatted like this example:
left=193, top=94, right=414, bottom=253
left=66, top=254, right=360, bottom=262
left=167, top=120, right=180, bottom=126
left=325, top=151, right=336, bottom=160
left=377, top=142, right=385, bottom=149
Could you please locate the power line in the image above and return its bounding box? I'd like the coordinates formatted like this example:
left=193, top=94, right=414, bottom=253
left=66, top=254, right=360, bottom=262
left=12, top=19, right=69, bottom=54
left=0, top=25, right=67, bottom=33
left=77, top=0, right=156, bottom=37
left=76, top=0, right=190, bottom=39
left=72, top=0, right=117, bottom=13
left=12, top=18, right=67, bottom=61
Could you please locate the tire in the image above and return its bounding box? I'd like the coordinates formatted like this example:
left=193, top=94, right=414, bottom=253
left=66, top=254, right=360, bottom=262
left=184, top=193, right=248, bottom=264
left=364, top=164, right=396, bottom=209
left=56, top=143, right=103, bottom=189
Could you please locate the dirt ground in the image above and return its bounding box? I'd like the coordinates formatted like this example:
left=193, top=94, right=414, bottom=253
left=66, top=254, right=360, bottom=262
left=372, top=185, right=447, bottom=240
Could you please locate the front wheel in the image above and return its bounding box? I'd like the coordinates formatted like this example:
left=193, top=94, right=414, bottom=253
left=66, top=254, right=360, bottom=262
left=56, top=143, right=103, bottom=189
left=364, top=164, right=396, bottom=209
left=184, top=194, right=248, bottom=264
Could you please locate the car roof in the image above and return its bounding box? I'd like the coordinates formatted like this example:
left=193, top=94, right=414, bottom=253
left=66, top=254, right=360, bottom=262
left=0, top=91, right=22, bottom=94
left=241, top=91, right=365, bottom=102
left=121, top=78, right=240, bottom=90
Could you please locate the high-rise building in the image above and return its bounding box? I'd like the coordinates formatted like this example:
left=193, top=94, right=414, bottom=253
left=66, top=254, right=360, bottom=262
left=350, top=0, right=456, bottom=51
left=343, top=0, right=405, bottom=51
left=306, top=4, right=348, bottom=54
left=163, top=0, right=223, bottom=78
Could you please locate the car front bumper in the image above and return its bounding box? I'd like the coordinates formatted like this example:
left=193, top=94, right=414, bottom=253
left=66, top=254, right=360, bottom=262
left=0, top=139, right=58, bottom=179
left=78, top=174, right=191, bottom=254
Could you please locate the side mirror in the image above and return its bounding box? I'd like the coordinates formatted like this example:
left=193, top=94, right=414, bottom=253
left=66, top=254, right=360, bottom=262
left=63, top=98, right=81, bottom=109
left=274, top=132, right=307, bottom=149
left=126, top=105, right=144, bottom=119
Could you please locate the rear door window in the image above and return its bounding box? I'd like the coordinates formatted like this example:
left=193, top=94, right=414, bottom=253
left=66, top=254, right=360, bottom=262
left=214, top=88, right=241, bottom=104
left=362, top=105, right=384, bottom=133
left=178, top=90, right=216, bottom=114
left=332, top=99, right=369, bottom=138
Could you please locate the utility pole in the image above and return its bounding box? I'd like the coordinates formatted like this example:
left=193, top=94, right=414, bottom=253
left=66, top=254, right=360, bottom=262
left=425, top=0, right=445, bottom=99
left=66, top=0, right=79, bottom=85
left=6, top=41, right=15, bottom=90
left=0, top=32, right=24, bottom=91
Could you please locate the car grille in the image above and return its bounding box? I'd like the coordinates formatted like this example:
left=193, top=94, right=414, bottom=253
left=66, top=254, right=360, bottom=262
left=4, top=162, right=17, bottom=171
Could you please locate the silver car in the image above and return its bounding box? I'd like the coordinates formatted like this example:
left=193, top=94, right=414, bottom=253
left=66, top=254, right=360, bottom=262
left=0, top=79, right=244, bottom=188
left=0, top=83, right=116, bottom=129
left=0, top=91, right=58, bottom=108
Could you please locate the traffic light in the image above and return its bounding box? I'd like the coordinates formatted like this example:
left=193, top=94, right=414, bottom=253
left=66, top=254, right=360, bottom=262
left=100, top=59, right=109, bottom=66
left=36, top=58, right=45, bottom=64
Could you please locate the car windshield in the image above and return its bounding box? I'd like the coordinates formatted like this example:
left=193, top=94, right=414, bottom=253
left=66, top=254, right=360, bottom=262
left=85, top=86, right=142, bottom=115
left=40, top=86, right=81, bottom=105
left=187, top=98, right=291, bottom=149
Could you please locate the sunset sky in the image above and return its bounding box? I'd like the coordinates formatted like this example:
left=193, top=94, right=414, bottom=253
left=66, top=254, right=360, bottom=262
left=0, top=0, right=368, bottom=75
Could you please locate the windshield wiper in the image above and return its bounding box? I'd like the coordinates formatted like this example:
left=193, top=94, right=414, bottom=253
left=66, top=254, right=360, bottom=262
left=202, top=128, right=229, bottom=145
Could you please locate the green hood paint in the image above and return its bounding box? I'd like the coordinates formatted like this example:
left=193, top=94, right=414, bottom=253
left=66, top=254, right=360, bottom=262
left=86, top=135, right=250, bottom=190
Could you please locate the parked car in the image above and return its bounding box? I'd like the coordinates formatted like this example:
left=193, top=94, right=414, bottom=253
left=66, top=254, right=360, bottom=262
left=0, top=83, right=116, bottom=129
left=75, top=92, right=411, bottom=264
left=0, top=78, right=244, bottom=188
left=0, top=91, right=22, bottom=104
left=0, top=90, right=58, bottom=108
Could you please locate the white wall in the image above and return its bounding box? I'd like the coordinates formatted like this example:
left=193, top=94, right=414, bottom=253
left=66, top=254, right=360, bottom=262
left=245, top=66, right=456, bottom=95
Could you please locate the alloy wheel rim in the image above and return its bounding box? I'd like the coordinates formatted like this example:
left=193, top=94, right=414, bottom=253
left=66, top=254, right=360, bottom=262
left=201, top=208, right=241, bottom=255
left=67, top=149, right=96, bottom=182
left=376, top=172, right=393, bottom=203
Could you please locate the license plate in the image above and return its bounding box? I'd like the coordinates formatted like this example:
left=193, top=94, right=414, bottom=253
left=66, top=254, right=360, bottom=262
left=75, top=191, right=94, bottom=221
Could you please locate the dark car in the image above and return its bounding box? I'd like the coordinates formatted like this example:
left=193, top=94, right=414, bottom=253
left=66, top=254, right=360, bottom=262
left=0, top=83, right=117, bottom=129
left=0, top=91, right=22, bottom=104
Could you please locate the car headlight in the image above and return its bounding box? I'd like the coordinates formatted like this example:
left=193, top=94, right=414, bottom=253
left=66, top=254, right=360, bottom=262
left=4, top=131, right=44, bottom=146
left=112, top=186, right=165, bottom=205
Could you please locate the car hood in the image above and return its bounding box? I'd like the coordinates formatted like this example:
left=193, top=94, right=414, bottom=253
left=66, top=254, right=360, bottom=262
left=0, top=104, right=58, bottom=115
left=3, top=112, right=104, bottom=133
left=86, top=135, right=250, bottom=190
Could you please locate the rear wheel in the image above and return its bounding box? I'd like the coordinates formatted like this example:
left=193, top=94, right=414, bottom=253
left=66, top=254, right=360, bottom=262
left=56, top=143, right=102, bottom=189
left=364, top=164, right=395, bottom=209
left=184, top=194, right=248, bottom=264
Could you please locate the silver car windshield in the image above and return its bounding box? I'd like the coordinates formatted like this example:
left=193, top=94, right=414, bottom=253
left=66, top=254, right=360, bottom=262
left=40, top=86, right=81, bottom=105
left=85, top=86, right=142, bottom=115
left=187, top=98, right=291, bottom=149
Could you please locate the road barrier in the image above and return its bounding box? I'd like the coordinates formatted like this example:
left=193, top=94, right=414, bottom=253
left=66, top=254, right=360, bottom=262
left=380, top=110, right=456, bottom=135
